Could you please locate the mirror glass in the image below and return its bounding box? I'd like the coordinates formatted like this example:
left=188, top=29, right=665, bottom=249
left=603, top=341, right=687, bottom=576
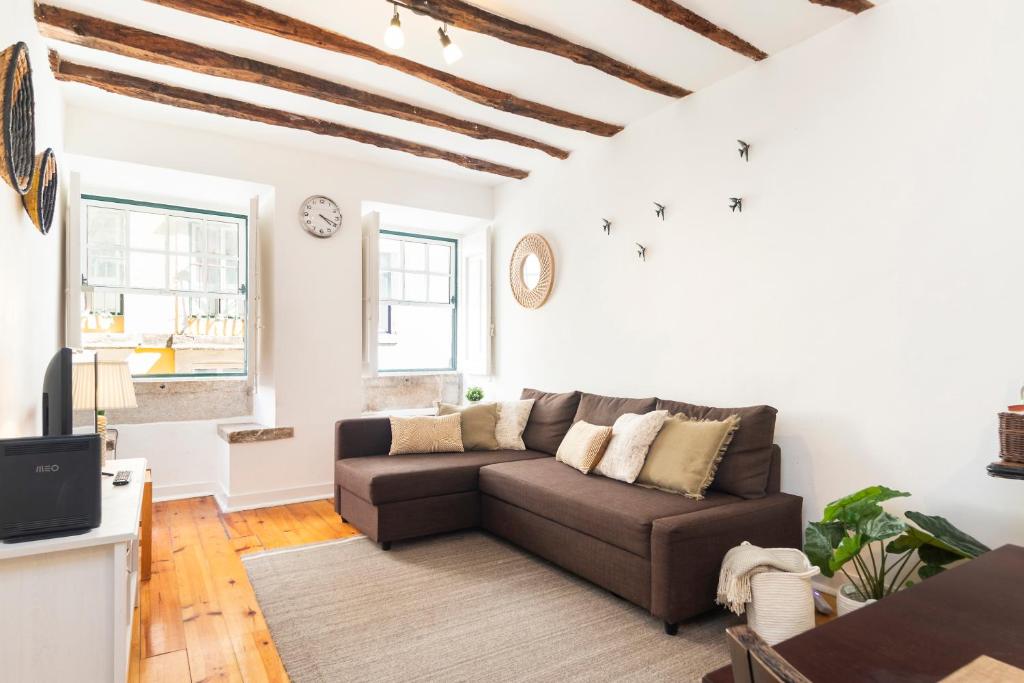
left=522, top=253, right=541, bottom=290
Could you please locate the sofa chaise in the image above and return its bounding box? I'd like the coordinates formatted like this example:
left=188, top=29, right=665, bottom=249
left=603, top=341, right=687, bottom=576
left=334, top=389, right=802, bottom=634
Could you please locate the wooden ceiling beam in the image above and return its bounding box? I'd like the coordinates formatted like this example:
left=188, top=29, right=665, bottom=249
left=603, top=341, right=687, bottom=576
left=48, top=52, right=530, bottom=180
left=142, top=0, right=623, bottom=137
left=398, top=0, right=690, bottom=98
left=35, top=4, right=568, bottom=159
left=629, top=0, right=767, bottom=61
left=809, top=0, right=874, bottom=13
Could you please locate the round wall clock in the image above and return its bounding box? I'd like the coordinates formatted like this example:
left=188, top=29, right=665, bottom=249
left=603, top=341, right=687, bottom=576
left=299, top=195, right=342, bottom=238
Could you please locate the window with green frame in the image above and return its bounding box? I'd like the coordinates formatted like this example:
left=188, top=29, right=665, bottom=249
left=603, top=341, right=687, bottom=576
left=377, top=230, right=457, bottom=372
left=79, top=195, right=249, bottom=378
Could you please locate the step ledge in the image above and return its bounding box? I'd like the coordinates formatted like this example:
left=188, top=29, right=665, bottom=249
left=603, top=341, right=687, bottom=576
left=217, top=423, right=294, bottom=444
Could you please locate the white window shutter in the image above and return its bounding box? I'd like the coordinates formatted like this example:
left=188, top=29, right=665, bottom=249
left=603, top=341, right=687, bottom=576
left=459, top=224, right=491, bottom=377
left=362, top=212, right=380, bottom=378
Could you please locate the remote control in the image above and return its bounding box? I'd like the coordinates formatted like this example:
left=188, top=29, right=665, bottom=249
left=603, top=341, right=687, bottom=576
left=113, top=470, right=132, bottom=486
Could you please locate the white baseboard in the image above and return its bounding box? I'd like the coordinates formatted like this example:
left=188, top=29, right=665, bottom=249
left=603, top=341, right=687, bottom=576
left=153, top=481, right=219, bottom=502
left=213, top=482, right=335, bottom=513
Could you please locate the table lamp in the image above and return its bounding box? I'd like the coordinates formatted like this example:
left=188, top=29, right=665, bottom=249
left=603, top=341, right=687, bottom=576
left=72, top=355, right=137, bottom=464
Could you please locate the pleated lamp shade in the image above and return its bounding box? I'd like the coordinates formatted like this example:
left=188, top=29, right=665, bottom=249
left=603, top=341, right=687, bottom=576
left=71, top=359, right=138, bottom=411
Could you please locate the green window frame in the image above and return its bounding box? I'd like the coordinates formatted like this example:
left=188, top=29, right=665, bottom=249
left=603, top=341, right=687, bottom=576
left=378, top=229, right=458, bottom=373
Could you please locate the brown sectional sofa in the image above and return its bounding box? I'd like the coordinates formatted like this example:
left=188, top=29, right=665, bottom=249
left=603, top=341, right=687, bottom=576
left=334, top=389, right=802, bottom=634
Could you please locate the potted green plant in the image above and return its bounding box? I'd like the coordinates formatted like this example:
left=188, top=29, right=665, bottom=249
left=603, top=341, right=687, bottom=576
left=465, top=386, right=484, bottom=403
left=804, top=486, right=990, bottom=615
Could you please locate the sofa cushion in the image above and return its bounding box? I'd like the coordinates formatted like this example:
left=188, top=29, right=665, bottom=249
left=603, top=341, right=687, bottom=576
left=337, top=450, right=550, bottom=505
left=655, top=399, right=777, bottom=499
left=573, top=392, right=657, bottom=426
left=520, top=388, right=582, bottom=454
left=479, top=458, right=742, bottom=558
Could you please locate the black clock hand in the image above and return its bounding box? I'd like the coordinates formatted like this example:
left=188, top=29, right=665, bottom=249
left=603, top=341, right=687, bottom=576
left=318, top=214, right=338, bottom=228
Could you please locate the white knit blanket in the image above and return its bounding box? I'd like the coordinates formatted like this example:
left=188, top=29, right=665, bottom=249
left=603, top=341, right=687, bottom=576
left=716, top=541, right=808, bottom=615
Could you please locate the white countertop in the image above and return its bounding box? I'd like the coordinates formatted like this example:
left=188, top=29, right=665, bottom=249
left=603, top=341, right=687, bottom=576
left=0, top=458, right=148, bottom=561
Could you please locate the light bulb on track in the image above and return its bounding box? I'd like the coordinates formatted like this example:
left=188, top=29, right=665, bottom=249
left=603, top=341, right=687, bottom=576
left=384, top=5, right=404, bottom=50
left=438, top=25, right=462, bottom=64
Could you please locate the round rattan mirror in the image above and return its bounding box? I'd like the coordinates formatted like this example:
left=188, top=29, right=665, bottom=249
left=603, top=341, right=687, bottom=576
left=509, top=233, right=554, bottom=309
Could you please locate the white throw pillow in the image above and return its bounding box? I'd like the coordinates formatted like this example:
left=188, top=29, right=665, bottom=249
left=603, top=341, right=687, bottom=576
left=494, top=399, right=535, bottom=450
left=593, top=410, right=668, bottom=483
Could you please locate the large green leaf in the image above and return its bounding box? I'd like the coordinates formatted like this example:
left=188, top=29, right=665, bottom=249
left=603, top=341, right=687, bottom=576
left=886, top=531, right=924, bottom=554
left=860, top=510, right=907, bottom=542
left=830, top=533, right=865, bottom=574
left=918, top=564, right=947, bottom=579
left=804, top=521, right=844, bottom=578
left=823, top=486, right=910, bottom=522
left=905, top=511, right=990, bottom=559
left=918, top=543, right=963, bottom=567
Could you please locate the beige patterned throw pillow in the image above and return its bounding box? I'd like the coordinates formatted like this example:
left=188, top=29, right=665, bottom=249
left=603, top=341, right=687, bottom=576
left=495, top=399, right=535, bottom=450
left=593, top=410, right=668, bottom=483
left=556, top=421, right=613, bottom=474
left=389, top=414, right=464, bottom=455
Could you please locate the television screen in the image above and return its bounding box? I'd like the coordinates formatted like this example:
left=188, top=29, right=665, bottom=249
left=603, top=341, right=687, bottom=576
left=41, top=347, right=72, bottom=436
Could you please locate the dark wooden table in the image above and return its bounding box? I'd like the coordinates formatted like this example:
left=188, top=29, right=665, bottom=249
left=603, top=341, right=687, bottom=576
left=704, top=544, right=1024, bottom=682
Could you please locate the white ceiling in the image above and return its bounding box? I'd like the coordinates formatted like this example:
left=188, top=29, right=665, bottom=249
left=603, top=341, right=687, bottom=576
left=44, top=0, right=884, bottom=186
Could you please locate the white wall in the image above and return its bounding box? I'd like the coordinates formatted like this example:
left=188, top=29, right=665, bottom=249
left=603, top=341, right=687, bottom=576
left=65, top=105, right=493, bottom=504
left=0, top=4, right=65, bottom=437
left=492, top=0, right=1024, bottom=549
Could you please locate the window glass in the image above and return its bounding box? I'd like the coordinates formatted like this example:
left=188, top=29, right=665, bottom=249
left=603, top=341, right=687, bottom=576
left=81, top=197, right=247, bottom=377
left=376, top=231, right=456, bottom=371
left=404, top=241, right=427, bottom=271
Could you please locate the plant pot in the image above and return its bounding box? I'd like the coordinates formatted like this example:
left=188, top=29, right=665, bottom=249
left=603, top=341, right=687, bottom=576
left=836, top=583, right=877, bottom=616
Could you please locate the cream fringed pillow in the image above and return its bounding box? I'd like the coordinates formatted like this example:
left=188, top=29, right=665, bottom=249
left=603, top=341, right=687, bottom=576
left=593, top=410, right=668, bottom=483
left=636, top=414, right=741, bottom=499
left=556, top=421, right=613, bottom=474
left=388, top=414, right=464, bottom=455
left=495, top=399, right=535, bottom=450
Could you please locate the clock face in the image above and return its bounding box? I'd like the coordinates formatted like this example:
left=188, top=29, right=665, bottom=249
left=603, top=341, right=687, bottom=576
left=300, top=195, right=342, bottom=238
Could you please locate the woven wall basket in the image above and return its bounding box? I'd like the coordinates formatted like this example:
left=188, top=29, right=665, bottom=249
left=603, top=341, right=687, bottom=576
left=509, top=233, right=554, bottom=309
left=1, top=42, right=35, bottom=195
left=23, top=148, right=58, bottom=234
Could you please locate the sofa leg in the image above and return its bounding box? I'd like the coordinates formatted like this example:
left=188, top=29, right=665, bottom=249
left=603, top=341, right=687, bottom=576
left=664, top=622, right=678, bottom=636
left=380, top=541, right=392, bottom=551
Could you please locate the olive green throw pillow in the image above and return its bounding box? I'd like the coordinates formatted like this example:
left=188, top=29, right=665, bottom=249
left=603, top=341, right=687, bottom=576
left=636, top=414, right=741, bottom=499
left=438, top=402, right=499, bottom=451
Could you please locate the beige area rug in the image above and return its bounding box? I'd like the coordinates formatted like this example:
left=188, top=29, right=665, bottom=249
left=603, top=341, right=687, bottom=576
left=243, top=532, right=738, bottom=682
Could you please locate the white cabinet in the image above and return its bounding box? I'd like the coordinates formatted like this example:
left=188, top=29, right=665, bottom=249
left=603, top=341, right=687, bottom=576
left=0, top=458, right=147, bottom=683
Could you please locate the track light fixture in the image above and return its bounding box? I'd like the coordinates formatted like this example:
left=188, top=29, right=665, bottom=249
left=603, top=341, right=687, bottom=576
left=438, top=24, right=463, bottom=64
left=384, top=3, right=405, bottom=50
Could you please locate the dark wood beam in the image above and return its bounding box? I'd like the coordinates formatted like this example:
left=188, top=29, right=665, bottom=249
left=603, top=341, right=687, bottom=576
left=142, top=0, right=623, bottom=137
left=35, top=4, right=568, bottom=159
left=809, top=0, right=874, bottom=13
left=48, top=52, right=530, bottom=180
left=629, top=0, right=767, bottom=61
left=398, top=0, right=690, bottom=98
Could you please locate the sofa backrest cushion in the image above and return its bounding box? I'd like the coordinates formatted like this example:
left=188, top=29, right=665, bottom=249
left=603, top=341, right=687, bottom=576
left=520, top=388, right=582, bottom=454
left=573, top=392, right=657, bottom=426
left=655, top=398, right=777, bottom=499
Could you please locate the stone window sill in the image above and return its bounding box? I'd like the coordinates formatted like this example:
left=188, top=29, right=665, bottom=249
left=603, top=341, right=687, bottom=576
left=217, top=423, right=294, bottom=444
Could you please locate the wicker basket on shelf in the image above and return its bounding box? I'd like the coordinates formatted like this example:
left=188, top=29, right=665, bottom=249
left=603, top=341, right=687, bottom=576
left=998, top=412, right=1024, bottom=463
left=1, top=42, right=35, bottom=195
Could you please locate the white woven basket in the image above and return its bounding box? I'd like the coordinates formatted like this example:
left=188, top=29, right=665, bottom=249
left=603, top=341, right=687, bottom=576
left=745, top=549, right=819, bottom=646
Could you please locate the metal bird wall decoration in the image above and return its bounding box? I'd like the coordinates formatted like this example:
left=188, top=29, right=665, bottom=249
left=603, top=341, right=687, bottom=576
left=602, top=219, right=611, bottom=235
left=635, top=243, right=647, bottom=261
left=654, top=202, right=666, bottom=220
left=729, top=197, right=743, bottom=213
left=738, top=140, right=750, bottom=161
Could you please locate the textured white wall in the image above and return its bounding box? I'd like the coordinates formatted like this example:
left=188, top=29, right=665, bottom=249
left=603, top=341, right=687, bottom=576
left=0, top=3, right=65, bottom=437
left=64, top=105, right=493, bottom=502
left=492, top=0, right=1024, bottom=548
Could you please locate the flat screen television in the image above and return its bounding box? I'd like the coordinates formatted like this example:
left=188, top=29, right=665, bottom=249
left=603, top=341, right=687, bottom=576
left=41, top=347, right=73, bottom=436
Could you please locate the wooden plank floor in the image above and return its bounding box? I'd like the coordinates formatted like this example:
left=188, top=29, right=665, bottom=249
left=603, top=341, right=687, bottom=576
left=129, top=496, right=361, bottom=682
